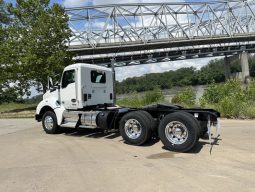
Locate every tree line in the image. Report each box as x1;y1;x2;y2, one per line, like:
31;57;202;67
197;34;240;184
116;56;255;94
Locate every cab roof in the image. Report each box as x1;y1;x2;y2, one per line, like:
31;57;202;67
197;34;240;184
64;63;112;72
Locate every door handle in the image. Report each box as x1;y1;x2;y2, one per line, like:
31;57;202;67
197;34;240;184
71;99;76;103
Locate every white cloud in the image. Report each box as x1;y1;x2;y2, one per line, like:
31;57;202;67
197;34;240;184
92;0;184;6
63;0;88;7
115;57;220;81
93;0;140;5
63;0;142;7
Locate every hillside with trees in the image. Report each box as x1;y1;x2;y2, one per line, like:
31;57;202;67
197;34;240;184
116;56;255;94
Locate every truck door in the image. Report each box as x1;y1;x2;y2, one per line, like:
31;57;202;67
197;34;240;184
88;70;108;106
60;69;77;109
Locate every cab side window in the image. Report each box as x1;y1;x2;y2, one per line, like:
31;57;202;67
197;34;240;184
62;69;75;88
91;70;106;84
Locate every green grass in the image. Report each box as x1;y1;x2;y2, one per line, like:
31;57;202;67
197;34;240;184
117;88;164;108
200;80;255;119
168;80;255;119
0;102;37;118
171;87;196;108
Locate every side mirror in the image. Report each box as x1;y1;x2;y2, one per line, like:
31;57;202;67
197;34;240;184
47;77;53;90
54;81;59;86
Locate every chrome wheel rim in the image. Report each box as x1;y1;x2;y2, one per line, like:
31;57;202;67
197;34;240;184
124;119;142;139
44;116;54;130
165;121;188;145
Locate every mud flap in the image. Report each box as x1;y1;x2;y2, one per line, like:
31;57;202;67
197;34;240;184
207;117;221;144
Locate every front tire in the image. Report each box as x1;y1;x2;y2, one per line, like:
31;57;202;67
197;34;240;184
158;112;199;152
119;111;151;146
42;111;59;134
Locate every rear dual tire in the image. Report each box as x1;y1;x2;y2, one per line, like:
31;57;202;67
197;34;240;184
119;111;153;146
158;112;199;152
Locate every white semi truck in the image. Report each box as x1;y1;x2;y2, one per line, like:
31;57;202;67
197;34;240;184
35;63;220;152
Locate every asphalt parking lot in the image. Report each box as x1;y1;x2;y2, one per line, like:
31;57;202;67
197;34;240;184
0;119;254;192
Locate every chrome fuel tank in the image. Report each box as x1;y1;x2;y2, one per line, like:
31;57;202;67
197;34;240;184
62;110;100;128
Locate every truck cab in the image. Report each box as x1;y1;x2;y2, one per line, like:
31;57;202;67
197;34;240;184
36;63;220;153
45;63;114;110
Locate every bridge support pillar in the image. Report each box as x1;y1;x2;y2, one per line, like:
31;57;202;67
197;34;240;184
224;56;231;80
240;52;250;83
111;59;116;104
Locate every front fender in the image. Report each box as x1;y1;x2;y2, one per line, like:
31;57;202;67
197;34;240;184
36;98;65;125
36;98;59;115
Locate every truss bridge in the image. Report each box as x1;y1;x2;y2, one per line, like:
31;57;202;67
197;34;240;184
66;0;255;68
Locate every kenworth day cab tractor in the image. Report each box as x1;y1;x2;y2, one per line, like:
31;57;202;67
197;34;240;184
36;63;220;152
